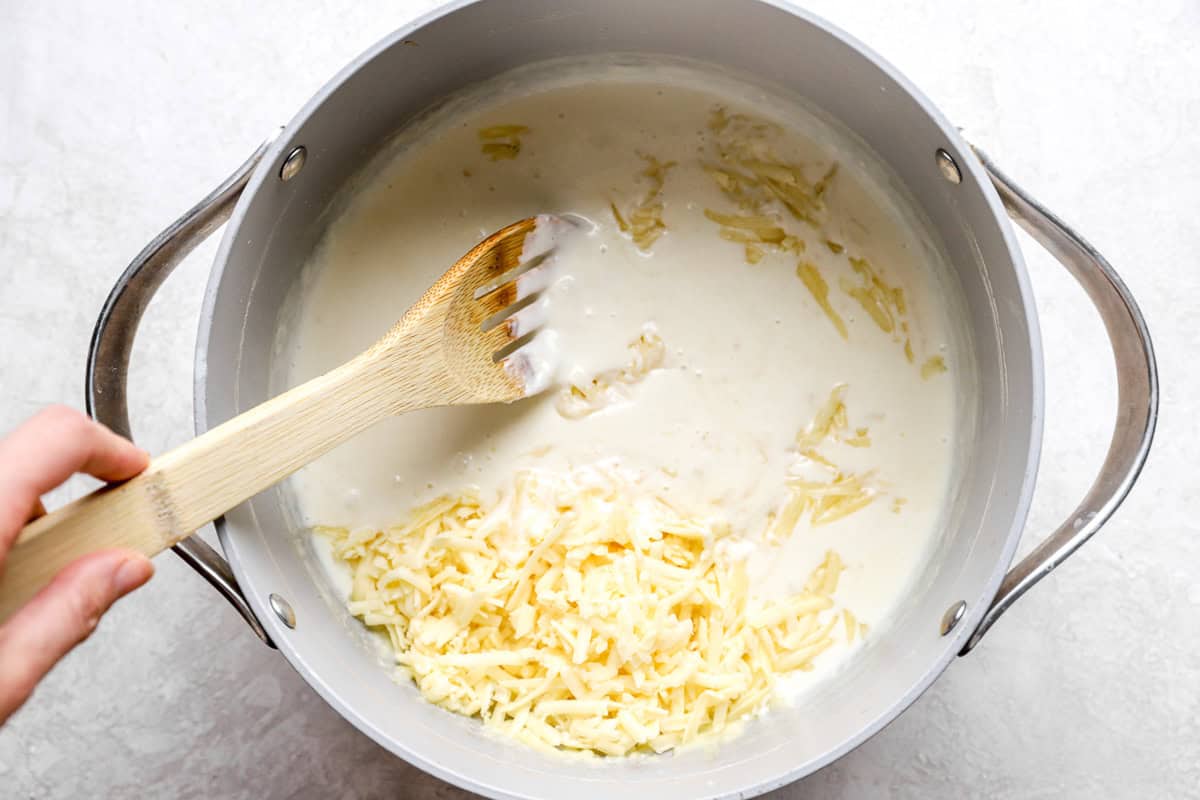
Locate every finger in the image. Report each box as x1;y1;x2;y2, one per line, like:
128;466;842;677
0;405;149;488
0;549;153;724
28;500;47;521
0;406;150;558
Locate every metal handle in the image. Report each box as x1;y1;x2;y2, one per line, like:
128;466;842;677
86;137;278;648
961;149;1159;653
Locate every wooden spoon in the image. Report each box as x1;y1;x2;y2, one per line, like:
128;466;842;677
0;215;572;622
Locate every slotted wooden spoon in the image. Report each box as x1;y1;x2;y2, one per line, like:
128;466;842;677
0;215;570;622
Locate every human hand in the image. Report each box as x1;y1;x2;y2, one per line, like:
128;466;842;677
0;406;155;724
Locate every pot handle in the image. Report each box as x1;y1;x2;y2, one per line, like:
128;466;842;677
86;137;278;648
960;149;1159;654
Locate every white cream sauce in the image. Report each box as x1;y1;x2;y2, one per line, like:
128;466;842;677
274;58;970;686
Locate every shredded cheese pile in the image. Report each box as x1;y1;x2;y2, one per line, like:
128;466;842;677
321;468;849;756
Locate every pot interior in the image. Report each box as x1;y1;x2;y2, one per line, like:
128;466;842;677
197;1;1040;797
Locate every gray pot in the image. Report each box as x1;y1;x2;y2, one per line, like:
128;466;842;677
85;1;1158;798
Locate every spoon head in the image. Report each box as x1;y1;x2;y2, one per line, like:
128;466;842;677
407;214;578;404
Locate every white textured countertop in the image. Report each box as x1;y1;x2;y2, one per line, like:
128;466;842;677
1;1;1195;797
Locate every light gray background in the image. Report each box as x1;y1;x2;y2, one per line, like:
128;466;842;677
1;1;1196;797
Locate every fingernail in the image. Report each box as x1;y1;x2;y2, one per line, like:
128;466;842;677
113;557;154;595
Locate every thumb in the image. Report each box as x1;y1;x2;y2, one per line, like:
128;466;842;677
0;550;153;724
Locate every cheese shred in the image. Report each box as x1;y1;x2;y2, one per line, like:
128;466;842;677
556;326;666;419
478;124;530;160
611;154;676;251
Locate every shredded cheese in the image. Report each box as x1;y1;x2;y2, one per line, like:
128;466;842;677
701;106;835;265
556;326;666;419
611;154;676;251
766;384;897;538
478;124;530;160
700;105;937;374
921;354;948;379
320;467;849;757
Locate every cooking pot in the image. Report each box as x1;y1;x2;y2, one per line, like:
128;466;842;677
84;1;1158;797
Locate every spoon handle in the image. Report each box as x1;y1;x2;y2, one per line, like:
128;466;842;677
0;347;408;623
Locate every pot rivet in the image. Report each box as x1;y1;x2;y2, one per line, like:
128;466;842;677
279;146;307;182
940;600;966;635
269;593;296;629
935;148;962;184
